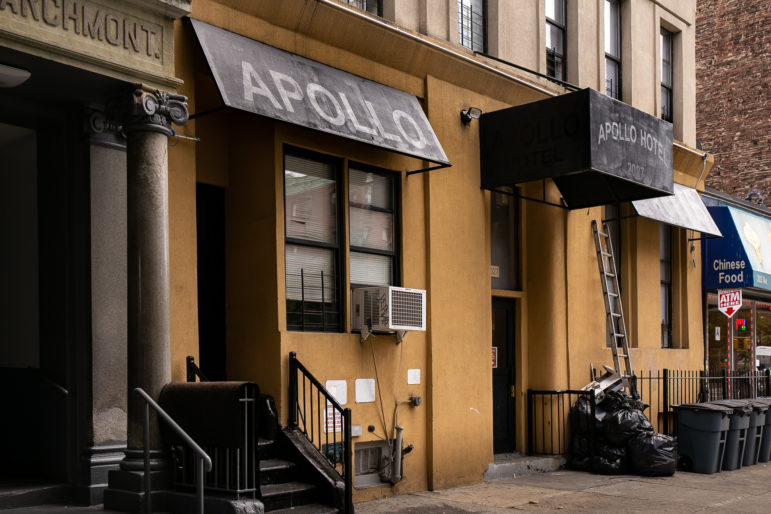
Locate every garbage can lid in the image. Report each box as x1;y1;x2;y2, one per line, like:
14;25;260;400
673;402;733;413
747;399;770;411
709;400;754;414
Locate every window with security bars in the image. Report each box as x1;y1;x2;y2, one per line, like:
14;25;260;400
345;0;381;16
284;151;343;332
458;0;486;53
660;223;673;348
660;28;673;122
605;0;621;100
546;0;566;81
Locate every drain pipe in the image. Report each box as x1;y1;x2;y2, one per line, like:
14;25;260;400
391;425;404;484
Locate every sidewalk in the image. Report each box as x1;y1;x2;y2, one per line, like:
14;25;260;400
6;463;771;513
356;464;771;513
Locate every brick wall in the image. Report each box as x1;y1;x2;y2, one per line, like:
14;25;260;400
696;0;770;205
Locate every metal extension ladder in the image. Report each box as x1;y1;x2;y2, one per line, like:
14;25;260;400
592;219;637;398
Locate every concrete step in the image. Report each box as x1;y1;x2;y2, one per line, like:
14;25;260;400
484;453;566;481
269;503;338;514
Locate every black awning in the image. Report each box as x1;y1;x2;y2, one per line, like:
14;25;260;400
632;183;722;236
190;19;449;166
480;88;673;209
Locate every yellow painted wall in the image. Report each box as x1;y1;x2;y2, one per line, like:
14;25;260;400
169;0;710;501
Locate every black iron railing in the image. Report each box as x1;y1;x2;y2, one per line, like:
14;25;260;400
527;389;594;456
288;352;352;513
637;369;771;436
186;355;209;383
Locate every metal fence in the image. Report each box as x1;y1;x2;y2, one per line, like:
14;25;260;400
527;390;594;456
528;369;771;455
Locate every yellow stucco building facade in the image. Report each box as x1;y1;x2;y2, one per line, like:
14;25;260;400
163;0;714;501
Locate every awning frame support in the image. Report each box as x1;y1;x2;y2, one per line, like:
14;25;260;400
407;163;452;176
486;180;568;210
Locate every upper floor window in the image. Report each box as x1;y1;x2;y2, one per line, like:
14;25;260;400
349;167;398;288
605;0;621;99
660;28;673;122
660;223;672;348
546;0;566;80
347;0;381;16
458;0;486;53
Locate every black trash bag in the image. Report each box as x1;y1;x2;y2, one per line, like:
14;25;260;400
602;408;653;445
568;455;592;471
570;395;595;434
602;390;649;414
627;432;676;476
591;455;625;474
570;432;592;459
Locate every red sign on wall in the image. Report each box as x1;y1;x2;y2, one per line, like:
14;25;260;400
492;347;498;369
718;288;742;318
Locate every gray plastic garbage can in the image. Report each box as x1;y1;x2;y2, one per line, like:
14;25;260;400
743;400;768;466
674;403;732;474
756;398;771;462
708;400;751;471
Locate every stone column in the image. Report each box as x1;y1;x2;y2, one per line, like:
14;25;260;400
121;86;188;468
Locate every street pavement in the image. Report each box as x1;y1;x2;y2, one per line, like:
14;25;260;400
6;463;771;513
355;463;771;513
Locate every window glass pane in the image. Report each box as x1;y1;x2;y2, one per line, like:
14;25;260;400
349;168;392;210
285;155;337;244
491;188;520;291
661;86;672;121
350;251;392;287
350;208;393;251
546;0;565;23
458;0;485;52
606;58;619;98
285;244;337;302
660;29;672;84
604;0;620;56
546;23;564;54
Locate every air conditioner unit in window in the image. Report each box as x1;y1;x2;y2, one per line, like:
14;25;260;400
352;286;426;333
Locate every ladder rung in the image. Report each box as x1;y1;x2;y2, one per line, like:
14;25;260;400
611;313;622;318
604;272;616;278
608;292;618;298
597;230;609;237
599;251;612;257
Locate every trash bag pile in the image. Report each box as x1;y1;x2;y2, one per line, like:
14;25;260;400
569;390;676;476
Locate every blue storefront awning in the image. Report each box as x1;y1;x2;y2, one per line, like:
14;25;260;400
703;205;771;291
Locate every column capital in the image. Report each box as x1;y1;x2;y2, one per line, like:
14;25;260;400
124;85;189;136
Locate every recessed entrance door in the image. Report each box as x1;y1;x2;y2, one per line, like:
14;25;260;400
196;183;227;381
492;298;516;453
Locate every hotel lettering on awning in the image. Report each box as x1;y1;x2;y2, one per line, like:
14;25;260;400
480;88;674;208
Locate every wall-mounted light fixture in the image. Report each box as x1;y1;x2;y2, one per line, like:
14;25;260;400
460;106;482;126
0;63;31;88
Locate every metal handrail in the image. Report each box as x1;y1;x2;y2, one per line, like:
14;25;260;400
289;352;353;513
134;387;212;514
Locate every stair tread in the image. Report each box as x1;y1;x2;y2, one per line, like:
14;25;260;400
262;481;316;497
268;503;338;514
262;458;296;471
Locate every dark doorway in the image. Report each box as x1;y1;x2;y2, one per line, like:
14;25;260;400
196;183;227;381
492;298;516;453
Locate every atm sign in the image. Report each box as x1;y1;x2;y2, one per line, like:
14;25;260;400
718;288;742;318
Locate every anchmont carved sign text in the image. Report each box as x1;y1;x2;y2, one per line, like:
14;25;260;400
0;0;163;62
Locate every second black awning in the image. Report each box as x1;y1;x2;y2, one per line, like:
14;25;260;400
480;88;673;209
